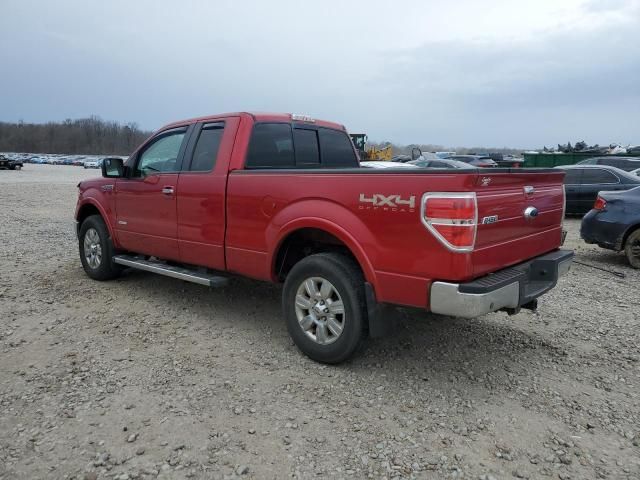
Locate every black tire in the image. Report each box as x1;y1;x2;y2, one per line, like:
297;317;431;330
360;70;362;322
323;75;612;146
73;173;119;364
282;252;367;364
78;215;122;280
624;228;640;269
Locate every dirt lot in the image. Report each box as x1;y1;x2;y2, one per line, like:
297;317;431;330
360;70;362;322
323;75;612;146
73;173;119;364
1;164;639;480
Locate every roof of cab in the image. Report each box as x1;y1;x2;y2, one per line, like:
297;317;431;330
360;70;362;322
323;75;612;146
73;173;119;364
161;112;345;131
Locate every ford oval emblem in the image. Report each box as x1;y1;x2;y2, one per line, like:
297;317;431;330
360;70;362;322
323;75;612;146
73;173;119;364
524;206;538;220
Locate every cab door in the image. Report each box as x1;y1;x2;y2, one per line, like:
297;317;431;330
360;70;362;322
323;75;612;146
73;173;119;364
114;126;192;260
176;117;239;270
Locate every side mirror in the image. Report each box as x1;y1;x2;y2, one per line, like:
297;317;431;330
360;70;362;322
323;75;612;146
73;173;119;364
411;147;423;161
102;157;124;178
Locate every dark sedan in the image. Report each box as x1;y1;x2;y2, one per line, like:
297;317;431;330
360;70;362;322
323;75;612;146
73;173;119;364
576;156;640;172
556;165;640;214
448;155;497;167
581;186;640;268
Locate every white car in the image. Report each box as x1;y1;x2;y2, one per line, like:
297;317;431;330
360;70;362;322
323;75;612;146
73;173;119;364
83;159;103;169
360;161;419;169
630;168;640;177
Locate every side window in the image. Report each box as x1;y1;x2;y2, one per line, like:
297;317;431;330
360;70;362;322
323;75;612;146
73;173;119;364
135;130;186;176
245;123;294;169
430;161;448;168
294;128;320;166
582;169;618;184
319;128;358;168
189;123;224;171
563;169;582;184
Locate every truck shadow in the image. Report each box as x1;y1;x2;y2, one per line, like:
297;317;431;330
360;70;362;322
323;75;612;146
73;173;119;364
109;268;564;382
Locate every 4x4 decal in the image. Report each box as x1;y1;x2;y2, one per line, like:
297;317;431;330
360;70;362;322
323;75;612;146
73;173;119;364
359;193;416;212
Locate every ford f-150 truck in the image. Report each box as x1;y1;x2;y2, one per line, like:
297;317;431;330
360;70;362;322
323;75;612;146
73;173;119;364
75;112;573;363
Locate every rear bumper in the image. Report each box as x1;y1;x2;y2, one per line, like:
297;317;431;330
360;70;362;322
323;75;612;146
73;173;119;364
429;249;573;318
580;210;626;251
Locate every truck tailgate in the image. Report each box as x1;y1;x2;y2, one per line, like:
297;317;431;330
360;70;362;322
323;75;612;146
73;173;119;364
472;171;565;277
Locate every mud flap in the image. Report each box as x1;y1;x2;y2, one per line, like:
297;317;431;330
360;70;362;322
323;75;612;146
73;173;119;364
365;282;401;338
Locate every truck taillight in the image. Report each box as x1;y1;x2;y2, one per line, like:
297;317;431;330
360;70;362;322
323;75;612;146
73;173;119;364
593;196;607;211
421;193;478;252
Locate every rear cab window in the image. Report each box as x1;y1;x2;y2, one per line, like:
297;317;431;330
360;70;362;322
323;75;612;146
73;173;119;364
318;128;358;167
245;124;295;169
245;123;358;169
294;129;320;166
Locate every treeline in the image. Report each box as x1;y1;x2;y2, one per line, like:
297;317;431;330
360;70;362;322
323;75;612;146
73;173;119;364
0;117;152;155
369;141;523;156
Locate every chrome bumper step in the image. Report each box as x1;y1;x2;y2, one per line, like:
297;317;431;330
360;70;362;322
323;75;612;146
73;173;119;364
113;255;228;287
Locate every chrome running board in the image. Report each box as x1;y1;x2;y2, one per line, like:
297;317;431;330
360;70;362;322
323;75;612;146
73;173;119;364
113;255;228;287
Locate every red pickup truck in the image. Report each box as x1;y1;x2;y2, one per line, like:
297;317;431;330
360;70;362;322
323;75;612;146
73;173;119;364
75;112;573;363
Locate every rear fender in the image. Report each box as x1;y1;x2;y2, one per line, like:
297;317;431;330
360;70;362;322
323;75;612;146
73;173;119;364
266;199;377;285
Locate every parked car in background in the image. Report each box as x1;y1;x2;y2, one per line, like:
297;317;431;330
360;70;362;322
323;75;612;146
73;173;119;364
575;156;640;172
581;186;640;268
435;151;455;159
8;158;24;170
408;158;474;169
360;161;418;169
448;155;498;168
84;159;103;169
0;155;11;169
389;154;411;163
489;153;524;168
556;165;640;214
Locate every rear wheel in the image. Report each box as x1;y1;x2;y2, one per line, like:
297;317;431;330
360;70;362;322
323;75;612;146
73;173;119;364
283;252;367;364
79;215;122;280
624;228;640;269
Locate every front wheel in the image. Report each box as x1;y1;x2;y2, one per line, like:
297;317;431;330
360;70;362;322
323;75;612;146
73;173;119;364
78;215;122;280
282;252;367;364
624;228;640;269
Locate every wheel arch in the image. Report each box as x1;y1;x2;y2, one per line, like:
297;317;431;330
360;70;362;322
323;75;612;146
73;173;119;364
76;200;115;240
622;222;640;249
270;218;376;286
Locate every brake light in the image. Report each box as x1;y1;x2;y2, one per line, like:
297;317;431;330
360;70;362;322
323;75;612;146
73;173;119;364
421;193;477;252
593;196;607;211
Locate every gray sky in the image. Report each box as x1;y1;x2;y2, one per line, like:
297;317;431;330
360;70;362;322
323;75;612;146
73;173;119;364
1;0;639;148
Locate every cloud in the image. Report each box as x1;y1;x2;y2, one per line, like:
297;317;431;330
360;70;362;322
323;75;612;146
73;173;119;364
0;0;639;148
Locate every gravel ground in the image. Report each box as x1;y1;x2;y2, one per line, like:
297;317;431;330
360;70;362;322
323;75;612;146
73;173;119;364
1;164;639;480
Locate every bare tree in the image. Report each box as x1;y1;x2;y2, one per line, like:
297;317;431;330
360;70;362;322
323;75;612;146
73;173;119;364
0;117;152;155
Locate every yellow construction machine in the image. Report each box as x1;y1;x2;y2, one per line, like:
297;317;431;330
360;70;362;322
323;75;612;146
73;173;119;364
350;133;393;161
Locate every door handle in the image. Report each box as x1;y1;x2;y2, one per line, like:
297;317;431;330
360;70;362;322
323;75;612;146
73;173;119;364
162;186;174;195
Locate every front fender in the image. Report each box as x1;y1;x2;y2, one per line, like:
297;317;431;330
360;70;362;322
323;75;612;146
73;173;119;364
75;193;117;245
265;199;378;285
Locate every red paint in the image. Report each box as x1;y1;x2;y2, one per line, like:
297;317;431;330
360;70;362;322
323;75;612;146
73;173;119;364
76;112;566;310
